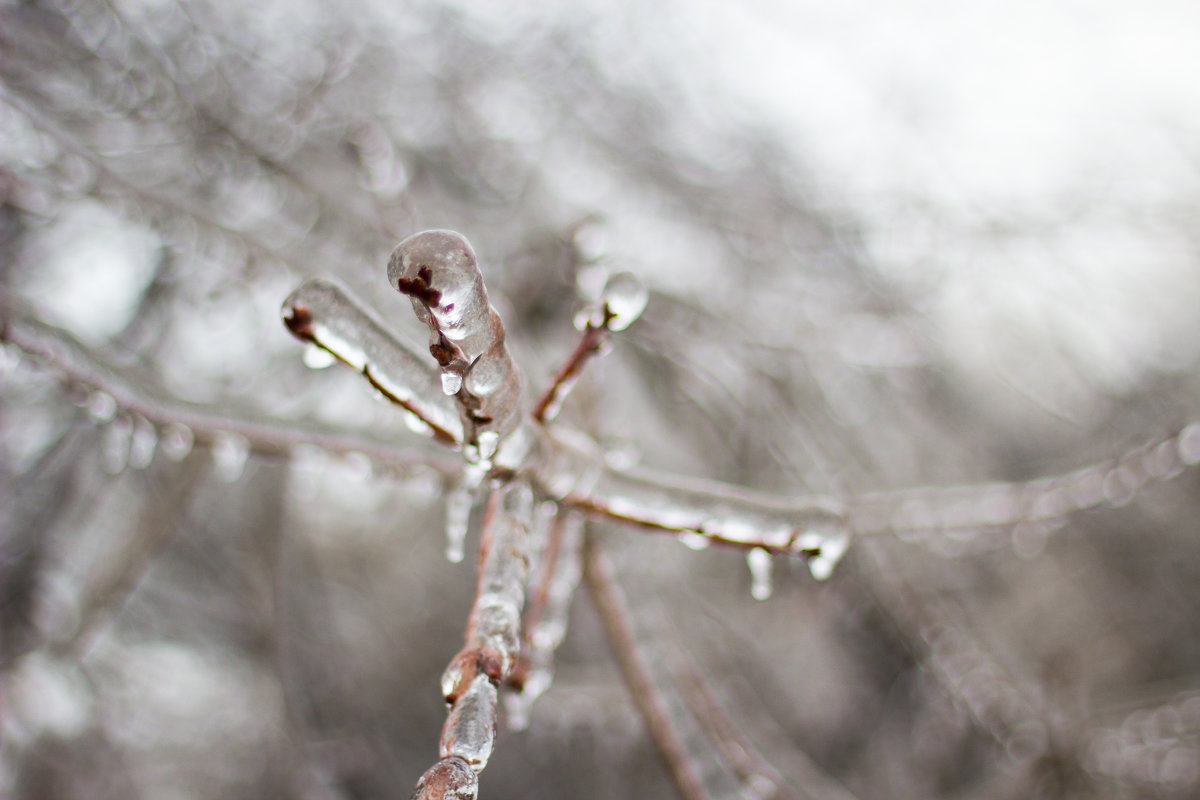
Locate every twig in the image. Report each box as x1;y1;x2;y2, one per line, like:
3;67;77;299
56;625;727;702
3;312;459;476
581;531;712;800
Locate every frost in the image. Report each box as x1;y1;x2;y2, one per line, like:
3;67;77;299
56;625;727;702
747;547;773;601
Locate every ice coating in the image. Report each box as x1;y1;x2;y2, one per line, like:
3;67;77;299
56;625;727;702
600;271;648;331
507;510;584;729
542;431;849;558
408;757;478;800
129;417;157;469
388;231;524;445
440;481;533;705
439;673;498;771
282;278;463;445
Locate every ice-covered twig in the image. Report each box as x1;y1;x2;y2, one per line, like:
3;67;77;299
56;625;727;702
388;231;524;460
540;429;850;579
581;533;713;800
847;425;1200;536
282;278;463;445
532;271;648;424
408;480;533;796
505;509;584;727
2;313;457;475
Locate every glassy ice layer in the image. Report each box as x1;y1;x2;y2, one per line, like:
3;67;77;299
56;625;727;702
282;278;463;444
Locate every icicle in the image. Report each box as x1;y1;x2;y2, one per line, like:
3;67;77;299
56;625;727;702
746;547;773;601
439;673;498;771
509;510;584;728
159;423;194;461
444;486;473;564
301;344;335;369
408;757;478;800
444;464;486;563
212;432;250;483
600;271;648;331
679;532;711;551
87;390;118;423
128;417;157;469
101;415;132;474
282;278;463;444
441;371;463;395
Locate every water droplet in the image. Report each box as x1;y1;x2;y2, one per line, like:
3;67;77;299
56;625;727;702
159;423;194;461
212;432;250;482
87;390;118;423
128;418;157;470
1178;423;1200;466
746;547;773;601
601;272;648;332
442;370;463;395
302;344;335;369
679;532;711;551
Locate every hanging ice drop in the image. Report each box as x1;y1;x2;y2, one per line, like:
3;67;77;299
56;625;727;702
601;271;648;331
302;344;336;369
441;370;463;395
746;547;773;601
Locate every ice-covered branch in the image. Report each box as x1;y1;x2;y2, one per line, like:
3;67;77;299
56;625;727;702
847;425;1200;536
539;429;850;580
2;313;457;475
282;278;464;445
388;231;525;460
532;271;648;424
504;508;584;728
409;480;534;798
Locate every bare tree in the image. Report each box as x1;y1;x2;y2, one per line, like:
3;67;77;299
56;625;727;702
3;2;1200;799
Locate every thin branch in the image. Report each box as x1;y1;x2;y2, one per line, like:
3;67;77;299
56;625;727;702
3;312;458;475
282;278;463;445
581;531;712;800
